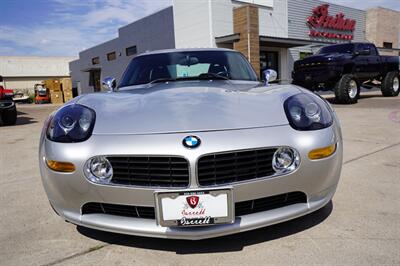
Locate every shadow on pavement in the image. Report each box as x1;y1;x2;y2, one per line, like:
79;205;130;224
15;111;37;126
324;93;384;105
77;201;333;254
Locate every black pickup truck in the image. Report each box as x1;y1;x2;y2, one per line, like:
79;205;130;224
292;42;399;104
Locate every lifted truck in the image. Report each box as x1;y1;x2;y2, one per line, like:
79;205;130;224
0;75;17;125
292;42;400;104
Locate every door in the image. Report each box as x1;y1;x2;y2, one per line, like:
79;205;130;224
354;43;379;80
260;51;279;80
89;69;101;92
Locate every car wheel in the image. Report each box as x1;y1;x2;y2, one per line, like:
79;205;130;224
1;105;17;126
334;74;360;104
381;71;400;97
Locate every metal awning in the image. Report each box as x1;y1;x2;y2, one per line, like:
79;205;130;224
81;67;101;72
215;34;240;44
215;34;336;48
259;36;335;48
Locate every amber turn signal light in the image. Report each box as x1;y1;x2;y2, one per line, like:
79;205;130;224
46;160;75;172
308;143;336;160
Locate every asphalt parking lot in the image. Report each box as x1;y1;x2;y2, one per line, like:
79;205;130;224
1;91;399;265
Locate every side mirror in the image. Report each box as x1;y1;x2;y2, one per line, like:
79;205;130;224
0;75;3;82
263;69;277;86
102;77;117;92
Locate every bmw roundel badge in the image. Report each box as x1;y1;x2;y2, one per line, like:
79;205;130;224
183;136;201;149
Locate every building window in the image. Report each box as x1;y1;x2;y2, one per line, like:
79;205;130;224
126;46;137;56
383;42;393;49
107;52;116;61
299;52;313;60
92;57;100;65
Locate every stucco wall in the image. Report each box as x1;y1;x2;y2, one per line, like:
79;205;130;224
70;7;175;94
0;56;74;77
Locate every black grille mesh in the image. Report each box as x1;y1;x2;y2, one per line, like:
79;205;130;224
82;202;155;219
107;156;189;187
197;148;277;186
81;192;306;219
235;192;307;216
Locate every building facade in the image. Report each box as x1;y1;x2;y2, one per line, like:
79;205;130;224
0;56;75;92
70;0;397;94
366;7;400;55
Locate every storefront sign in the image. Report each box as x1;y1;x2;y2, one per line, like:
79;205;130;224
307;4;356;40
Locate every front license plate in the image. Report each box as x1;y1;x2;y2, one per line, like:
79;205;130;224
155;189;234;227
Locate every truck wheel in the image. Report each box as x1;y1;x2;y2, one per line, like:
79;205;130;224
1;105;17;126
334;74;360;104
381;71;399;97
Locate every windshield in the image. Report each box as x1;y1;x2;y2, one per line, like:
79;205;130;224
317;44;354;54
119;50;258;87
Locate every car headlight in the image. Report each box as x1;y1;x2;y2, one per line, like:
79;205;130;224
46;104;96;143
84;156;113;183
272;147;300;174
284;93;333;130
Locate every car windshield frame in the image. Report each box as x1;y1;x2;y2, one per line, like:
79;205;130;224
118;50;258;88
317;44;354;55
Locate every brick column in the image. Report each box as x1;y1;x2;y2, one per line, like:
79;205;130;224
233;5;260;77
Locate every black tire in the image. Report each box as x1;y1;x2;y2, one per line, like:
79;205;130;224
1;105;17;126
334;74;360;104
381;71;400;97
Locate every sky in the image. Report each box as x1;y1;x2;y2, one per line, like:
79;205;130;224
0;0;399;57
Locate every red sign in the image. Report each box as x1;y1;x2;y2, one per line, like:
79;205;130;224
307;4;356;40
186;196;199;208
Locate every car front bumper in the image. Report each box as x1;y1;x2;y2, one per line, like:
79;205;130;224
39;123;342;240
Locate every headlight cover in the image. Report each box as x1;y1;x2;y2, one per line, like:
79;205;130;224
46;104;96;143
284;93;333;130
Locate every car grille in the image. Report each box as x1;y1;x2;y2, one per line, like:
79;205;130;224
82;202;155;219
197;148;277;186
81;192;306;219
107;156;190;187
235;192;307;216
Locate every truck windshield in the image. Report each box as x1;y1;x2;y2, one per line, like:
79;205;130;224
317;44;354;54
119;50;258;87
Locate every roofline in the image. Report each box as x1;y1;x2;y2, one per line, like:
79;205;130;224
366;6;400;13
136;48;238;57
0;56;76;59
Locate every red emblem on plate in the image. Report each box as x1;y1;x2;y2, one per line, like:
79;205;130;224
186;196;199;208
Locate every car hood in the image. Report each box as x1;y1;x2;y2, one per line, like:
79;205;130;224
77;80;301;135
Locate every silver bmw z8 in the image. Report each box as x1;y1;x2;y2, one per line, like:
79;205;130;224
39;48;342;240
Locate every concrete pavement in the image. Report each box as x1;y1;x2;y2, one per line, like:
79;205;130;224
0;91;399;265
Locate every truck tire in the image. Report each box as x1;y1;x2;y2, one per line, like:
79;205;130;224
334;74;360;104
1;105;17;126
381;71;399;97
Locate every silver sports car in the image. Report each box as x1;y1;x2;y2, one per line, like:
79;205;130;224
39;48;342;240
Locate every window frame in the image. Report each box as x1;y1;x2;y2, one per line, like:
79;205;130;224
383;42;393;49
91;57;100;65
107;51;116;61
126;46;137;56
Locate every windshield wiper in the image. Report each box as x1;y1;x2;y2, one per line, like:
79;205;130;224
197;73;230;80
